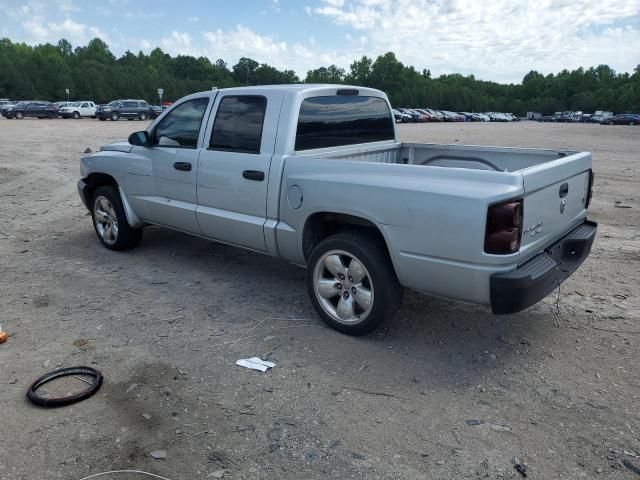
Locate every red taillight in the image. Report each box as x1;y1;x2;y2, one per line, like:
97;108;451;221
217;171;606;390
586;169;594;209
484;199;523;254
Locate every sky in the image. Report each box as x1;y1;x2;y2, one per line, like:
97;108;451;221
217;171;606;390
1;0;640;83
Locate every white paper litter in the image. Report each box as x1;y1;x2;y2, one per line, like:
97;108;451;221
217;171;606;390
236;357;276;372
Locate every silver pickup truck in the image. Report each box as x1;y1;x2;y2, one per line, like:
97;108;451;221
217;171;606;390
78;84;596;335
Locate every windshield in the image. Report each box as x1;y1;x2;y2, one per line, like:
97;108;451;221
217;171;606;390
107;101;120;106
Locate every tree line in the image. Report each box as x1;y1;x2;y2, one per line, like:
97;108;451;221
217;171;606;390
1;37;639;114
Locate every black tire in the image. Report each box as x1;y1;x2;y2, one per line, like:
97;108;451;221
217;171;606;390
110;112;119;121
138;111;148;121
26;366;103;408
73;111;80;119
99;117;106;121
306;231;402;336
91;185;142;251
14;111;24;119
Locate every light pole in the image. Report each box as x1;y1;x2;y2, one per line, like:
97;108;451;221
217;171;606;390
65;88;69;103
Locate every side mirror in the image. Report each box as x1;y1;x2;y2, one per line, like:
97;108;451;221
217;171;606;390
128;131;150;147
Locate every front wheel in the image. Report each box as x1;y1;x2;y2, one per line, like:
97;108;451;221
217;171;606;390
110;112;120;121
306;232;402;335
73;111;80;119
14;111;24;119
91;186;142;251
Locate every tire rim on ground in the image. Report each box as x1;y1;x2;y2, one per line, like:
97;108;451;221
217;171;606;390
26;366;103;408
312;249;374;324
93;196;119;245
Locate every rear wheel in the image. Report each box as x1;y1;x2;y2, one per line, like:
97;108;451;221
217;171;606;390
138;111;148;121
91;186;142;251
110;112;119;121
99;117;106;121
306;232;402;335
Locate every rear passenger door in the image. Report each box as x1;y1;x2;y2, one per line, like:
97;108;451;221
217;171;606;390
27;102;44;117
120;101;137;117
196;93;283;252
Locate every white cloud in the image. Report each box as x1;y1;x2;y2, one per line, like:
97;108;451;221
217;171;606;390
21;16;108;45
309;0;640;82
200;25;363;74
161;31;201;57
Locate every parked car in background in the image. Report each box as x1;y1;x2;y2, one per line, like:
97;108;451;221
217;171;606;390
414;109;435;121
594;110;613;121
424;109;444;121
0;100;15;116
59;101;97;119
396;108;421;122
96;99;153;121
1;101;58;119
601;114;640;125
391;108;411;123
579;114;593;123
538;115;555;122
150;105;167;119
53;101;74;110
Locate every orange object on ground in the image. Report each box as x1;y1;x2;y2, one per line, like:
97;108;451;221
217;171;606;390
0;331;8;343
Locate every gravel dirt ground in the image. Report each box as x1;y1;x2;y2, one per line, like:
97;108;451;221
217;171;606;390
0;118;638;480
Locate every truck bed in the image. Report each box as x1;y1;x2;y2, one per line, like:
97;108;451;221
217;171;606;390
291;141;592;302
298;141;580;173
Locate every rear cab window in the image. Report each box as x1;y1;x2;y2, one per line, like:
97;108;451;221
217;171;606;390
295;95;395;151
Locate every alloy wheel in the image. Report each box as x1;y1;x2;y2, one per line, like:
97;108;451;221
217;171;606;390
93;196;119;245
312;249;374;324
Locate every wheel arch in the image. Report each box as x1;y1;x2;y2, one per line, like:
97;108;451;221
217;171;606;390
82;172;118;207
82;173;143;227
301;211;398;273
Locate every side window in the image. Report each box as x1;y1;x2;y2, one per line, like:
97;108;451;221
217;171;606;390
122;101;136;108
81;102;89;108
209;96;267;154
152;97;209;149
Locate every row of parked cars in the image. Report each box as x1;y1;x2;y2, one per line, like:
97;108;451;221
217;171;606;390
538;111;640;125
392;108;519;123
0;98;167;120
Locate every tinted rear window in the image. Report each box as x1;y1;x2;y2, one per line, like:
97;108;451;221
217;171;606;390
295;95;394;151
209;96;267;154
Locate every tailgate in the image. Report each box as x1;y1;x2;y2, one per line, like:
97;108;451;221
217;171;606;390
519;152;592;260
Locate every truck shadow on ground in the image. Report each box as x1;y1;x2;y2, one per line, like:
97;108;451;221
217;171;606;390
58;226;555;385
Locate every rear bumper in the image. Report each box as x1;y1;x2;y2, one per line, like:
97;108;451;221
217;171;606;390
490;220;597;314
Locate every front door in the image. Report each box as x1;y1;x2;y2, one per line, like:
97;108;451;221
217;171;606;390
130;96;212;233
196;93;282;252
